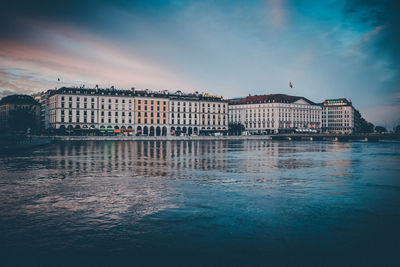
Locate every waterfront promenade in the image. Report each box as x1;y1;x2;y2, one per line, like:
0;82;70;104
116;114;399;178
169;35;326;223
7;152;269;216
49;133;400;142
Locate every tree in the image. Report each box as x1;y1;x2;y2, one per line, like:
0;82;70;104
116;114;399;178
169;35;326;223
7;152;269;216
355;117;374;133
228;122;245;136
8;106;38;133
375;126;387;133
394;125;400;134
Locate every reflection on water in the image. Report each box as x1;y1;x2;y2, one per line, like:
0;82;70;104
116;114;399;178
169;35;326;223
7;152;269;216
0;140;399;266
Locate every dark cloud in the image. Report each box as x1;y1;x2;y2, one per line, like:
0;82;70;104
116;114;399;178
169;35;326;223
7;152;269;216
343;0;400;70
0;0;162;40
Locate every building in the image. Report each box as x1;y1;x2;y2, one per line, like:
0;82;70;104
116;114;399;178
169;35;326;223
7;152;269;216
199;94;229;135
321;98;355;134
0;95;40;132
32;90;51;131
134;90;169;136
44;87;228;136
169;91;200;136
48;87;135;135
228;94;322;134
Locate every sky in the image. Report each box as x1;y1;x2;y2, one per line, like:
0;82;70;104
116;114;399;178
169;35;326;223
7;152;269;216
0;0;399;128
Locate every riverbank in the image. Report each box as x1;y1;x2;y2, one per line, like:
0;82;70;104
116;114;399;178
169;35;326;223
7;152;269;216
47;133;400;141
49;135;269;141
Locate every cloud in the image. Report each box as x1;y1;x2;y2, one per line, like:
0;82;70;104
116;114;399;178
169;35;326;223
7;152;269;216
0;22;196;96
343;0;400;71
266;0;288;28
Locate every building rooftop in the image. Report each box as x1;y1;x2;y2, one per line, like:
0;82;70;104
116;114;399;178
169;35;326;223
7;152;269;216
48;87;227;101
321;98;352;106
227;94;317;105
49;87;136;97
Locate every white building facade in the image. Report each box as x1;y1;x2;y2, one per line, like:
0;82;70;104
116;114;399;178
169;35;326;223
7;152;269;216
48;88;135;134
169;94;200;136
321;99;355;134
228;94;322;134
199;96;228;134
45;87;229;136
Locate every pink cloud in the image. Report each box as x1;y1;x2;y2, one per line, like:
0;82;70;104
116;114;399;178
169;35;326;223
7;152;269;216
266;0;288;28
0;22;196;95
350;25;385;53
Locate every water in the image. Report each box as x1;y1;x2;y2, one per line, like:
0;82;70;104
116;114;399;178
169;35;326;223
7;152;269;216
0;140;399;266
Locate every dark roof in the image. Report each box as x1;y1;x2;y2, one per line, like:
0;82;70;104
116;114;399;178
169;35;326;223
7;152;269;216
49;87;136;97
227;94;317;105
48;87;227;101
0;95;40;105
134;90;170;98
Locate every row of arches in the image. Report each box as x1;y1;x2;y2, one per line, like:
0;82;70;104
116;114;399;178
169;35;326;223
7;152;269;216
99;125;134;130
136;126;168;136
170;126;199;136
59;125;135;130
200;127;227;130
58;125;227;136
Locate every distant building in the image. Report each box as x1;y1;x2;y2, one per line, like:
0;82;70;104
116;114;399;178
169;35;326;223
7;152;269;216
0;95;40;132
321;99;355;134
134;90;169;136
32;90;52;131
169;92;200;136
228;94;322;134
45;87;228;136
199;94;228;135
48;87;135;134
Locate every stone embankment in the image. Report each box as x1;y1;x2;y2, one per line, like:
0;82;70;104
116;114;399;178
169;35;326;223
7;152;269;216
46;133;400;142
49;135;269;141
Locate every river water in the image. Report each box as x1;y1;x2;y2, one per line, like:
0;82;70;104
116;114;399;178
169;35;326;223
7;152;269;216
0;140;399;266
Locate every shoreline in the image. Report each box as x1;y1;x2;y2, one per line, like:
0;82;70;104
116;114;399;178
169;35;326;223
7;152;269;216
45;134;400;142
49;135;269;141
